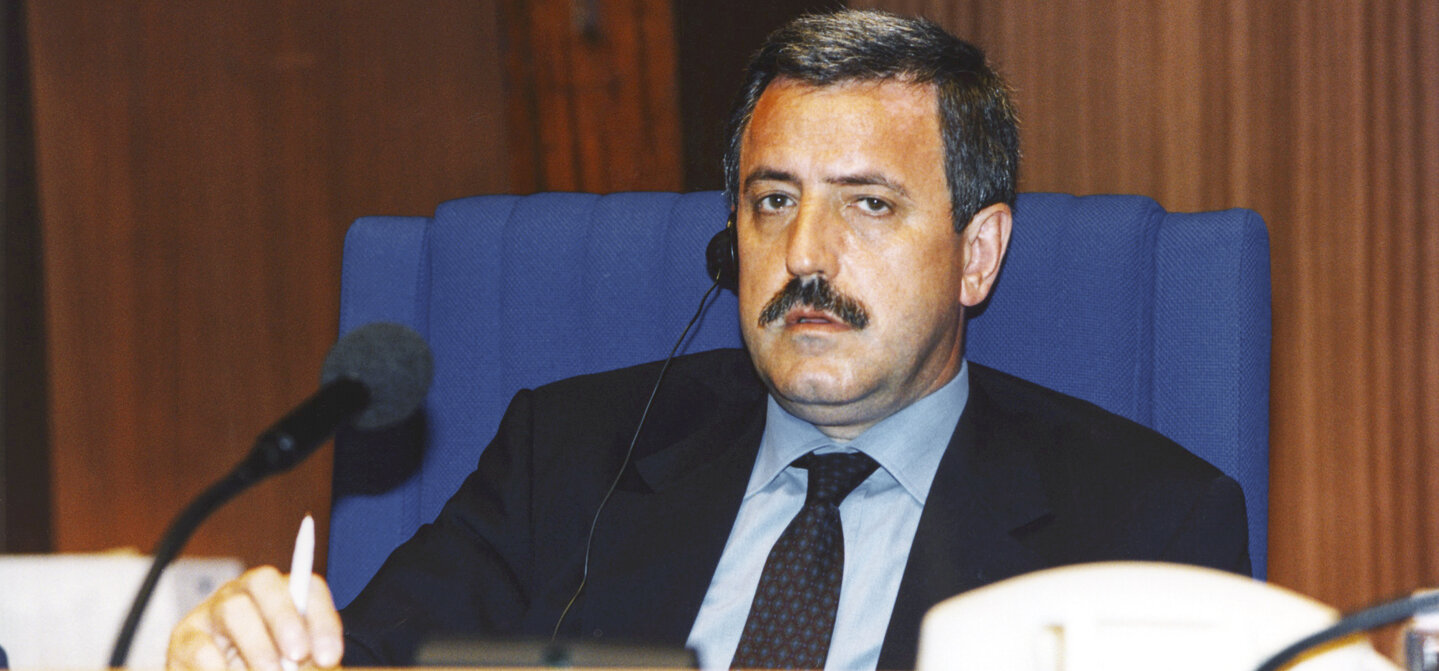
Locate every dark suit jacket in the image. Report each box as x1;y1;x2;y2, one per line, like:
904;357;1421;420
341;348;1249;669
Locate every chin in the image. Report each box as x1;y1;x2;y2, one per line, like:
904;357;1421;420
771;370;866;408
748;334;875;397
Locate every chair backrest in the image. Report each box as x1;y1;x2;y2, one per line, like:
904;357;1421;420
326;191;1270;607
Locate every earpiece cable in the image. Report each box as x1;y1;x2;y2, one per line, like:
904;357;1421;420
551;279;724;639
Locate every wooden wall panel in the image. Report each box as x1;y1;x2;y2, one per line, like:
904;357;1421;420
672;0;843;190
499;0;683;192
27;1;509;568
858;0;1439;612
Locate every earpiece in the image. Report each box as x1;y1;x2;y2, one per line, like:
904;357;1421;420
705;218;739;294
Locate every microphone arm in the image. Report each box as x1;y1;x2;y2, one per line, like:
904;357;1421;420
108;463;260;668
107;379;368;668
248;378;368;478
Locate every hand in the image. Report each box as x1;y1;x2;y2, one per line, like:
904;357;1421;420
168;566;344;670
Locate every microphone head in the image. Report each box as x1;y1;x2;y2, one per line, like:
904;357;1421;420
321;322;434;430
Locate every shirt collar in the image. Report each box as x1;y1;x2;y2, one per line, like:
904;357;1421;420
749;361;969;504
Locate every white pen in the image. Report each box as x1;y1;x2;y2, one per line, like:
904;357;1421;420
284;513;315;671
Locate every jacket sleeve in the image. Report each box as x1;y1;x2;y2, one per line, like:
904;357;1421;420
1160;474;1252;576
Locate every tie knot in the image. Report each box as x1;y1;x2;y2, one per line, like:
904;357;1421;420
795;451;878;506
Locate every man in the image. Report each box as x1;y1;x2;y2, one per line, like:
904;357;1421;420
169;10;1248;671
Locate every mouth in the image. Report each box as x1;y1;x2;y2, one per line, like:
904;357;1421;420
784;308;847;328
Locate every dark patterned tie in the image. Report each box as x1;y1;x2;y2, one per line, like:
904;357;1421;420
731;451;880;670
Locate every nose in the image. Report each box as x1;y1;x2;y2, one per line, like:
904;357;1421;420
784;201;840;279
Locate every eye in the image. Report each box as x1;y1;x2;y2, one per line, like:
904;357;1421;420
756;193;793;213
855;197;893;215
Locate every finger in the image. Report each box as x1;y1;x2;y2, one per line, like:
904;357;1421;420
240;566;313;666
210;577;286;671
304;577;345;667
190;636;232;671
168;609;230;671
168;637;229;671
219;634;245;671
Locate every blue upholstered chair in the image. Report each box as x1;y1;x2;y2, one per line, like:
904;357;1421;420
325;191;1271;607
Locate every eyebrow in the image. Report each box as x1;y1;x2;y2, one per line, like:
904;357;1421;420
742;168;799;191
827;172;910;198
742;168;911;198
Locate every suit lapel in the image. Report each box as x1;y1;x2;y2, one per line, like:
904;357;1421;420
576;387;766;645
878;367;1053;669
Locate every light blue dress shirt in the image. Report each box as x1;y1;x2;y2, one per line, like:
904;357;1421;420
686;362;970;670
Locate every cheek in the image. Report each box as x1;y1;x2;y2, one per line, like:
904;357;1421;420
737;288;763;328
736;239;783;309
862;254;965;328
904;241;967;292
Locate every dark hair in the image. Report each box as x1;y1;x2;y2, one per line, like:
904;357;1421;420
723;10;1020;232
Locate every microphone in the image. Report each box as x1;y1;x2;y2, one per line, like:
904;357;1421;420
109;322;433;667
241;321;434;482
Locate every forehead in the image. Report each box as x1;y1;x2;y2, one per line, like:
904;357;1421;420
740;78;946;188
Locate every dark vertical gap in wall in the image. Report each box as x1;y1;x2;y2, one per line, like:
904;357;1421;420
1;0;51;553
672;0;848;193
496;0;543;193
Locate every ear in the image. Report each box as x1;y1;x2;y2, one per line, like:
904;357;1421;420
959;202;1013;307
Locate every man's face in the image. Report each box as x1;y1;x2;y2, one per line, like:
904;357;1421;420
736;78;1010;440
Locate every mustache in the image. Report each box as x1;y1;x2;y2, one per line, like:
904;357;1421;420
757;277;870;330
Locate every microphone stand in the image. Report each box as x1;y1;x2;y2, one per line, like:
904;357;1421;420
108;465;257;668
107;379;366;668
